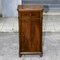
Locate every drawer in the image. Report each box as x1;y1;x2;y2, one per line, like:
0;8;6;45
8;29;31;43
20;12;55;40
31;11;40;18
19;11;41;18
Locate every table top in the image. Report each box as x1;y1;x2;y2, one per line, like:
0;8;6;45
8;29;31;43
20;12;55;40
17;5;44;11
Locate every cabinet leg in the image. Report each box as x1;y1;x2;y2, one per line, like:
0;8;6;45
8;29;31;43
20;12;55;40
40;52;43;57
19;54;22;57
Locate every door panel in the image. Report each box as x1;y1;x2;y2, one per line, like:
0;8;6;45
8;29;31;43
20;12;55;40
20;18;42;52
30;18;42;52
20;19;31;52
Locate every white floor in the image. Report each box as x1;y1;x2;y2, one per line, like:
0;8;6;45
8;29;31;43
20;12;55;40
0;17;18;32
0;32;60;60
0;15;60;32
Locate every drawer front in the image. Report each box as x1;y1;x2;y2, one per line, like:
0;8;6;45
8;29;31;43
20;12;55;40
18;11;41;18
31;11;40;18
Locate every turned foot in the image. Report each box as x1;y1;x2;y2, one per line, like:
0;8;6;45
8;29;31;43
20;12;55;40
40;52;43;57
19;54;22;57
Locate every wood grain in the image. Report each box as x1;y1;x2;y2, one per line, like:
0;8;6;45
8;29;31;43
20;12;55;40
17;5;43;57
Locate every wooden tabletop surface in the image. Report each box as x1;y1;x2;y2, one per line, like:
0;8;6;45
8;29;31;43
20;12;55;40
17;5;44;11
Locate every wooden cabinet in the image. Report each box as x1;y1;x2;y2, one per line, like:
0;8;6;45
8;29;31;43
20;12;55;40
17;5;43;57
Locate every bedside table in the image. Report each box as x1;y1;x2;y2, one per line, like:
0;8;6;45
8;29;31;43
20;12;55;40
17;5;43;57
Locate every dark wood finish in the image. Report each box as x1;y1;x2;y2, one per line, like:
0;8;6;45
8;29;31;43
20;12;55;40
17;5;43;57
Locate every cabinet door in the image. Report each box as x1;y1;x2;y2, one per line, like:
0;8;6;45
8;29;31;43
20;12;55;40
19;18;31;52
30;18;42;52
19;14;42;52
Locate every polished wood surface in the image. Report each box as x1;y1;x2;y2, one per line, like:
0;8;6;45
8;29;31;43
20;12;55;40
17;5;43;57
17;5;43;11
